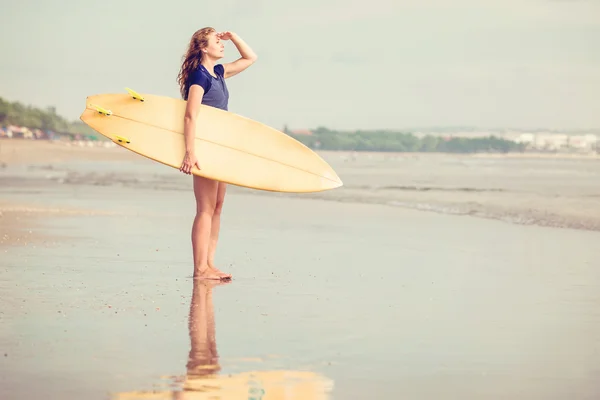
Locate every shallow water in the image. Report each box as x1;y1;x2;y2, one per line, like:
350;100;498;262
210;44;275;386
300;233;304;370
1;156;600;399
13;150;600;231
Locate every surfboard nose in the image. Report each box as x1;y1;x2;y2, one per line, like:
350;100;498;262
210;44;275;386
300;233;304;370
321;170;343;190
331;174;343;188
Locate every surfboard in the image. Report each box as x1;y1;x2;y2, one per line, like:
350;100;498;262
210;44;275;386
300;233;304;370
114;369;334;399
79;89;343;193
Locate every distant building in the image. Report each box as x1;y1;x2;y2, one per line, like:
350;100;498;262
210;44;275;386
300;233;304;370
568;134;597;150
534;134;568;150
290;129;313;136
507;133;534;145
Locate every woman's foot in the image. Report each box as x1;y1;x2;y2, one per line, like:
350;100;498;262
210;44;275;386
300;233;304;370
194;266;223;280
208;263;232;280
195;278;232;288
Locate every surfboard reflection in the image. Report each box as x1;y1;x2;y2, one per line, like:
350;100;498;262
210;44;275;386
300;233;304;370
113;279;333;400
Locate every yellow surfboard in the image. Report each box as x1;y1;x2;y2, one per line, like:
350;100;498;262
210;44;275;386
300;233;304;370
80;89;343;193
112;370;334;399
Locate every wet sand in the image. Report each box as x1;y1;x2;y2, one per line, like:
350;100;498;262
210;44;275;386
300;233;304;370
1;139;600;399
4;140;599;232
0;140;130;249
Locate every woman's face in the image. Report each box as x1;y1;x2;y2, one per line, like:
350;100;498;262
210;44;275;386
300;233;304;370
204;31;225;59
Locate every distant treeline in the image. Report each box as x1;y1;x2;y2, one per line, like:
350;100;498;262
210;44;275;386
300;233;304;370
0;96;96;136
2;95;525;152
287;126;525;153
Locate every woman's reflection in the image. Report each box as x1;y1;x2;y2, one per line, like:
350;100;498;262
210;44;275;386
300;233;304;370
114;278;332;399
185;279;227;380
178;279;232;397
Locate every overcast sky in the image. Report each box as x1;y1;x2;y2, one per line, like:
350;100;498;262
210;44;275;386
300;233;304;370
2;0;599;131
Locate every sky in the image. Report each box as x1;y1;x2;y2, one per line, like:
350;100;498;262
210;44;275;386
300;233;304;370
2;0;599;131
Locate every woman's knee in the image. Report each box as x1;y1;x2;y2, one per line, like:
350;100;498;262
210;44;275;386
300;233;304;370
193;176;218;215
213;183;227;216
214;199;224;215
196;202;216;216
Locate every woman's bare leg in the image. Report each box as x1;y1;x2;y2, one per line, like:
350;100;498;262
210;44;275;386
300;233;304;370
207;182;231;279
192;175;221;280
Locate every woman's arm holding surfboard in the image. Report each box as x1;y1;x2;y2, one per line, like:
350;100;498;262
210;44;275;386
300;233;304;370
180;85;204;174
218;31;258;79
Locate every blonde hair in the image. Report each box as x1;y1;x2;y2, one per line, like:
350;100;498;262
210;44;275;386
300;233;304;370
177;27;215;99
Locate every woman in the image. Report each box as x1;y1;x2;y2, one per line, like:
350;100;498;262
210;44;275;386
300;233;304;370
177;27;257;280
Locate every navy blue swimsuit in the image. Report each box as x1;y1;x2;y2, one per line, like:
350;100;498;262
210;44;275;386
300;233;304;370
186;64;229;111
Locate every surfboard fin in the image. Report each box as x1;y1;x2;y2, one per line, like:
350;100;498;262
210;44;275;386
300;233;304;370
114;135;130;144
115;135;131;143
125;87;144;102
89;104;112;116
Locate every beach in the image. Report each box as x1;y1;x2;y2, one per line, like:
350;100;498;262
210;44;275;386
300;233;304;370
1;139;600;399
4;140;599;234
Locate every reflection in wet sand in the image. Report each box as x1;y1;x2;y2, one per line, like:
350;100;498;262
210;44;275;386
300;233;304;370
113;280;333;400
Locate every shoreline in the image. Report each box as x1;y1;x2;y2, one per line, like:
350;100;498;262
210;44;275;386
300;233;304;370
2;139;599;234
0;139;134;166
244;189;600;233
1;138;598;164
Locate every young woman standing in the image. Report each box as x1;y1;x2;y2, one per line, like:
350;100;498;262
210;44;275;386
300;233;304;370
177;28;257;280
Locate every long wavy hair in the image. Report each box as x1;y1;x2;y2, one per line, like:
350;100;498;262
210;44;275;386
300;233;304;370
177;27;215;100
